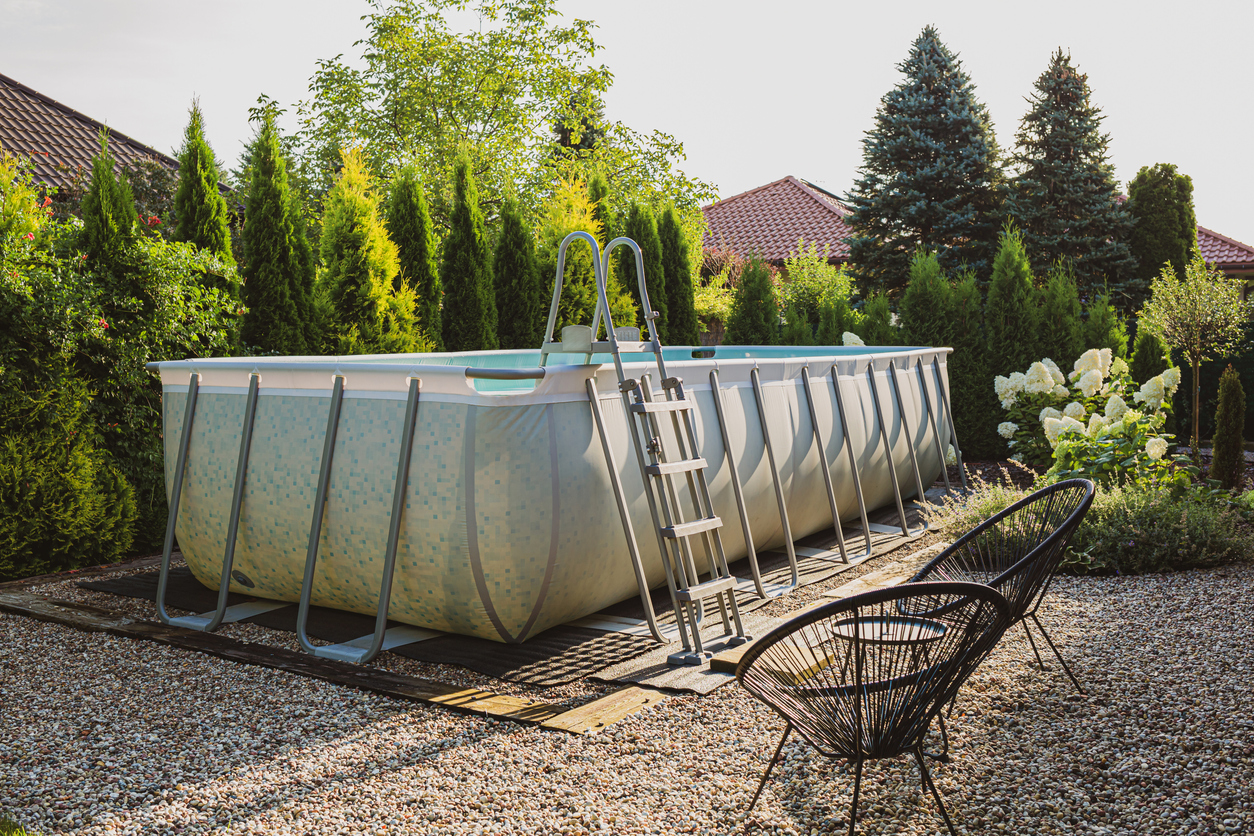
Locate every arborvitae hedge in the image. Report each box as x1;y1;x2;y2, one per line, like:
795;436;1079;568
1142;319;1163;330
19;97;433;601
385;164;443;350
617;204;666;340
1035;260;1084;372
81;129;137;267
1211;365;1246;490
984;224;1039;376
240;111;308;354
172;100;234;267
1130;327;1171;384
441;156;498;352
899;250;949;346
724;256;778;345
780;302;815;346
853;292;899;346
816;284;856;345
948;271;1002;459
1083;292;1128;358
658;205;699;345
585;172;637;335
493;195;542;349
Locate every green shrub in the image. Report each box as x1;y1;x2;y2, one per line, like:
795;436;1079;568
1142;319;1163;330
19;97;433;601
780;302;815;346
441;154;498;351
658;204;699;346
1129;327;1171;384
617;203;666;340
1211;364;1246;490
1035;260;1085;373
985;223;1039;377
724;255;779;345
899;249;949;346
1083;291;1128;358
386;163;443;350
851;291;899;346
921;473;1030;539
948;271;1002;459
1063;484;1253;574
0;382;137;581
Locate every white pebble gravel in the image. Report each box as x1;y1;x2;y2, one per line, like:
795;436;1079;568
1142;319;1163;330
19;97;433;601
2;562;1252;835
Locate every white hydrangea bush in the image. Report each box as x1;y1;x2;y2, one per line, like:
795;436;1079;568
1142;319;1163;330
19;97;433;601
995;348;1181;477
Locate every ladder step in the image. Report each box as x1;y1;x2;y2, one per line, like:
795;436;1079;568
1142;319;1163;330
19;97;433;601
662;516;722;539
630;399;693;414
675;575;736;602
645;457;708;476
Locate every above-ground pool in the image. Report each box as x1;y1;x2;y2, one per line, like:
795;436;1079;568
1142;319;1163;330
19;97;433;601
154;344;956;646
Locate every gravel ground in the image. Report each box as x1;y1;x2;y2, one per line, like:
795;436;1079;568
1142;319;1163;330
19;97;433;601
3;561;1253;835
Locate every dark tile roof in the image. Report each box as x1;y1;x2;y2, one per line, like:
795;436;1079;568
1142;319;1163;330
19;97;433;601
1197;225;1254;269
702;175;851;263
0;71;177;188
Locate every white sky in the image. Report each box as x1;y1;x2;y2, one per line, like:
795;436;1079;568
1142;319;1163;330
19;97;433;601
3;0;1250;241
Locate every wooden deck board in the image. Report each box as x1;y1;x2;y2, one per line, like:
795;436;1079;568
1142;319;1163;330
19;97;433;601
540;686;668;734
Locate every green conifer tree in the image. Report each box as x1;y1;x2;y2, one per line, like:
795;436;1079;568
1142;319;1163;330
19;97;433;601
845;26;1004;292
586;172;638;334
385;164;443;350
617;203;667;340
657;204;699;346
240;111;307;354
1210;365;1246;490
985;224;1039;376
320;148;426;354
81;129;137;265
899;250;950;346
948;271;1001;459
1129;327;1171;384
1127;163;1197;308
852;293;900;346
1035;260;1085;371
492;195;543;349
724;256;779;345
172;100;234;266
816;283;856;345
1007;50;1134;301
1083;292;1128;358
441;155;498;352
780;302;815;346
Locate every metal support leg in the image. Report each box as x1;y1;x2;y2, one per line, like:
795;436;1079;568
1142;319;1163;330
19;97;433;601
801;366;850;564
1029;613;1086;694
586;377;670;644
709;369;772;599
847;758;865;836
297;376;346;655
889;360;928;504
156;373;199;626
866;361;920;538
914;358;951;493
831;366;873;555
749;367;799;587
914;747;959;836
746;724;791;815
932;357;967;490
165;373;261;632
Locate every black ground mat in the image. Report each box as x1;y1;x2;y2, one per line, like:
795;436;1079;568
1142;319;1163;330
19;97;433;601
79;566;655;687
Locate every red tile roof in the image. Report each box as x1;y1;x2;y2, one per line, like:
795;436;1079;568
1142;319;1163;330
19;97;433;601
0;72;177;188
1197;225;1254;269
702;175;851;263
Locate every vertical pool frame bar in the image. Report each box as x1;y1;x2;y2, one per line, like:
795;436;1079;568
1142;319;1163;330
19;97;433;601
156;372;200;626
161;372;261;632
914;357;951;493
866;360;924;538
296;375;346;655
889;360;928;504
749;367;800;588
829;365;874;555
800;366;850;564
932;356;967;490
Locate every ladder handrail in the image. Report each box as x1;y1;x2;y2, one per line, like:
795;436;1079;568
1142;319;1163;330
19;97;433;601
601;237;667;381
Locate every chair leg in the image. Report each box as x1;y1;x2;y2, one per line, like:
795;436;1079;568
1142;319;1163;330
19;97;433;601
1021;617;1047;670
746;724;791;816
847;758;864;836
1030;613;1086;695
913;747;957;836
922;713;950;763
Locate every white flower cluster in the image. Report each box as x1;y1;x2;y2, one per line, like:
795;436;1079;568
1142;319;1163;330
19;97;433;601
998;421;1019;439
1023;362;1056;394
1146;437;1168;461
1042;415;1086;447
993;371;1029;409
946;445;958;466
1063;401;1086;420
1104;394;1128;420
842;332;865;347
1070;348;1113;380
1039;406;1062;423
1133;367;1181;411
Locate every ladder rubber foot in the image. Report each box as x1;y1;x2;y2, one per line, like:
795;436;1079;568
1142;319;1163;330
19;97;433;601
667;650;715;666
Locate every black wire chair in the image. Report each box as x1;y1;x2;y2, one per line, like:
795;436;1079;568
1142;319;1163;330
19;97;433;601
736;582;1012;836
907;478;1095;695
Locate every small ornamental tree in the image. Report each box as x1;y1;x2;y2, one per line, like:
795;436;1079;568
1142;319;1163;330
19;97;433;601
1127;162;1196;306
493;195;543;349
1129;327;1171;385
1210;365;1246;490
1083;292;1128;358
845;25;1004;291
617;203;666;340
724;255;779;345
441;155;498;352
320;148;427;354
172;100;234;267
240;109;307;354
899;249;950;346
1035;260;1085;372
658;204;699;345
385;164;443;350
1007;50;1135;301
81;129;137;266
984;224;1039;377
1141;252;1249;458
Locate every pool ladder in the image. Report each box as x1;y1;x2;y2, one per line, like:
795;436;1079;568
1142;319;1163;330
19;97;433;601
542;232;749;665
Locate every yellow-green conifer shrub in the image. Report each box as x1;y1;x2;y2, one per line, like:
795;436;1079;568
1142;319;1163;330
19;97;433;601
1210;365;1246;490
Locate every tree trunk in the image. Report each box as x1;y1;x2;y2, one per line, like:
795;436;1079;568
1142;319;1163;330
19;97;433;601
1193;357;1202;464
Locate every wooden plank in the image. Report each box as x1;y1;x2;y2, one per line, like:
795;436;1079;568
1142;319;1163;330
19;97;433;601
0;554;165;591
541;686;668;734
821;544;948;600
708;598;831;674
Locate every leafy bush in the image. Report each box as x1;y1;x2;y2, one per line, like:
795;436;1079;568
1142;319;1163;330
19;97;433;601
781;239;849;332
724;255;779;345
1062;484;1253;574
922;473;1029;539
